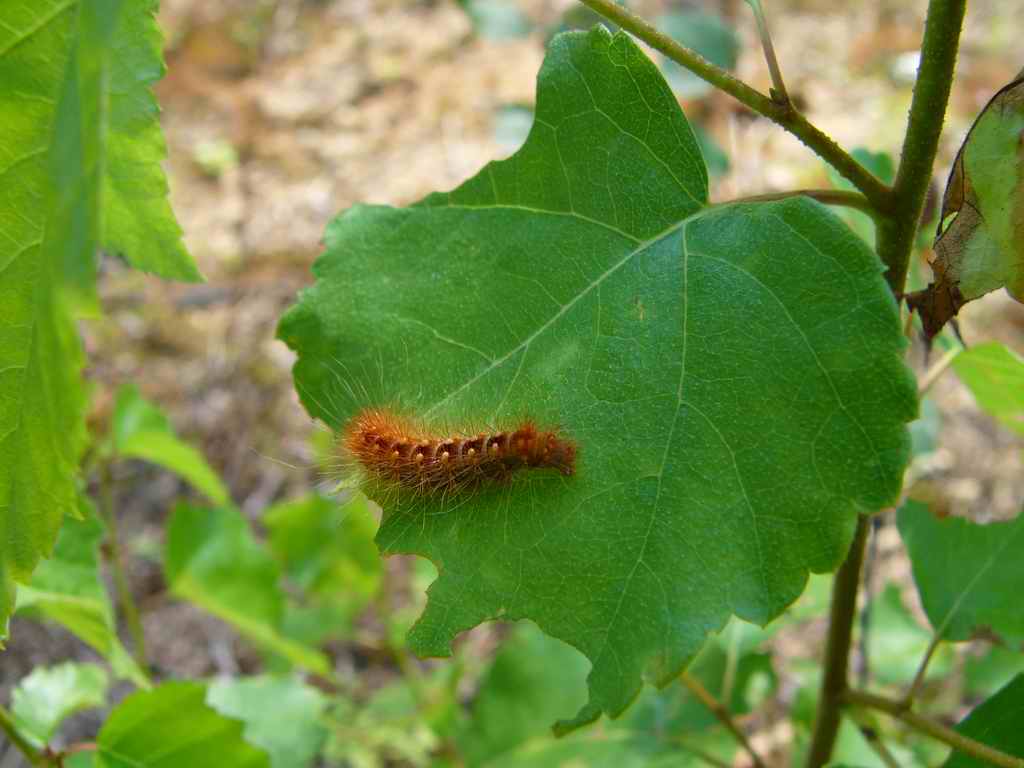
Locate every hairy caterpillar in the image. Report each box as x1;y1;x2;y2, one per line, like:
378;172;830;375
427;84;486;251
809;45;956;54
342;407;577;495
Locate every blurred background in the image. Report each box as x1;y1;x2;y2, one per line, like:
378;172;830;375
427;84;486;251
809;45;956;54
2;1;1022;766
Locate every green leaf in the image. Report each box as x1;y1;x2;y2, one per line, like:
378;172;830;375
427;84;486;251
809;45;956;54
10;662;109;748
944;674;1024;768
207;676;327;768
908;72;1024;339
458;624;590;765
952;342;1024;436
112;384;230;505
898;501;1024;643
278;27;916;728
0;0;197;638
0;0;87;640
264;493;381;644
655;12;739;98
96;682;270;768
164;504;330;674
15;495;146;684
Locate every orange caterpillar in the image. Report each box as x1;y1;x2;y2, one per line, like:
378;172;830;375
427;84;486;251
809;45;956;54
342;407;577;494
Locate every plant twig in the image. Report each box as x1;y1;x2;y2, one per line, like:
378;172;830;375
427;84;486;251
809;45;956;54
98;462;148;674
805;514;870;768
844;689;1024;768
680;671;767;768
0;703;43;765
576;0;892;211
875;0;967;295
744;0;789;104
918;347;960;394
902;632;944;705
731;189;877;216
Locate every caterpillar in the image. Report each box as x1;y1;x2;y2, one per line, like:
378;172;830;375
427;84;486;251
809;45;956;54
341;407;577;495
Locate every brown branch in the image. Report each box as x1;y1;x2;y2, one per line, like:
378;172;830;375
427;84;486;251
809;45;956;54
805;515;870;768
845;689;1024;768
576;0;892;212
680;671;767;768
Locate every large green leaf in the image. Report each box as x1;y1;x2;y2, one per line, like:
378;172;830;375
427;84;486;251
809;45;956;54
278;27;916;728
111;384;230;505
10;662;109;748
908;71;1024;338
207;676;327;768
15;495;146;684
96;682;269;768
164;504;330;674
944;674;1024;768
0;0;197;637
898;501;1024;643
952;342;1024;436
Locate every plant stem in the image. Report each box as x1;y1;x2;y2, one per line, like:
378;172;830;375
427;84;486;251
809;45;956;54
875;0;967;295
576;0;892;211
98;462;148;673
744;0;789;104
0;704;43;765
731;189;876;216
805;514;870;768
844;689;1024;768
918;347;961;394
680;671;767;768
903;632;943;704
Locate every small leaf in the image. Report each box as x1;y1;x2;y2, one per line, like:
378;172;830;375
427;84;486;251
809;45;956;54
264;493;381;644
207;676;327;768
279;27;916;728
952;342;1024;436
907;72;1024;339
164;504;330;674
112;384;230;505
15;495;146;684
96;682;270;768
457;624;590;764
11;662;109;748
943;674;1024;768
898;501;1024;643
655;11;739;98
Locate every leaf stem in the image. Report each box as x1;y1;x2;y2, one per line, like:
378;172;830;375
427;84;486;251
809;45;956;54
98;461;148;673
730;189;877;216
918;347;960;394
575;0;892;211
844;689;1024;768
875;0;967;295
744;0;789;104
902;632;944;704
680;671;767;768
0;703;43;765
805;514;870;768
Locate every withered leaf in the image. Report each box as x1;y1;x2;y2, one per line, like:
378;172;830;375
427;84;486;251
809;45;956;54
908;69;1024;339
